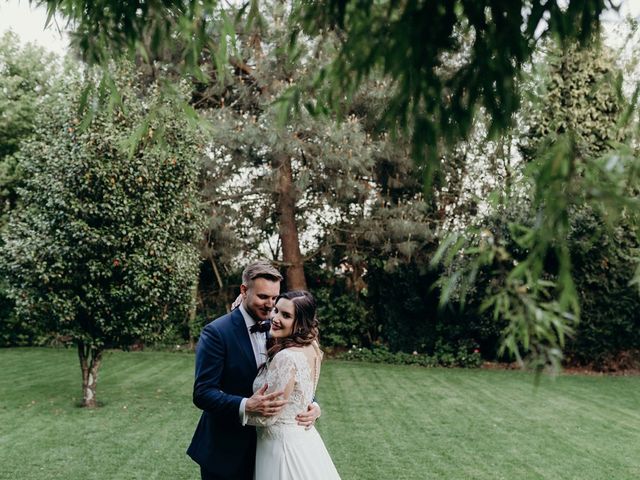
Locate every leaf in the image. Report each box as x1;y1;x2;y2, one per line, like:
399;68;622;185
273;86;300;127
438;270;461;308
430;233;462;268
44;4;57;30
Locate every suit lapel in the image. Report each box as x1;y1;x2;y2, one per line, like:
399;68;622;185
231;309;258;375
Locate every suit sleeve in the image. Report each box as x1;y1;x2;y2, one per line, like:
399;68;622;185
192;324;244;417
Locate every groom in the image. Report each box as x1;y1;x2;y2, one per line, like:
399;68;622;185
187;261;320;480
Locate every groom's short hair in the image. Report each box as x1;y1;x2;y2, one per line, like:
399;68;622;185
242;261;283;287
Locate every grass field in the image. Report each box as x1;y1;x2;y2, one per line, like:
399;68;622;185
1;348;639;479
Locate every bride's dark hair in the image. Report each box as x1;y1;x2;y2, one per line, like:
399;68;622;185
266;290;319;361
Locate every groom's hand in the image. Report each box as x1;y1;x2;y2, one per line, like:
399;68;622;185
296;403;321;430
246;384;287;417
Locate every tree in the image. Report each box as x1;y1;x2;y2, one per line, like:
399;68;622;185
34;0;633;367
297;0;612;157
198;3;442;298
36;0;611;131
522;38;640;368
433;35;640;369
0;31;57;226
1;62;203;407
198;3;376;290
0;32;60;345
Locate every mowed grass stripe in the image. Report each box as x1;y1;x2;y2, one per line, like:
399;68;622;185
0;348;77;396
317;361;640;480
1;349;640;479
317;361;408;479
0;349;201;480
431;367;639;479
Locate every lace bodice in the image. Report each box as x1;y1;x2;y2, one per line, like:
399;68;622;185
246;344;321;428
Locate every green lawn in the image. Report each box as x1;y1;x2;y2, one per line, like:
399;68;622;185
1;348;639;479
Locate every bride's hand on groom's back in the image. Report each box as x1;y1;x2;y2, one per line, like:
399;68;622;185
230;294;242;310
246;384;287;417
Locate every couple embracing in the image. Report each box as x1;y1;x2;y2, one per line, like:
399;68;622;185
187;261;341;479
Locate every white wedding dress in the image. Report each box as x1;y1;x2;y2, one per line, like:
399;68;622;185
246;343;341;480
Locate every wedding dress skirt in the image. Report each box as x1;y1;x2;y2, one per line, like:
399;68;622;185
247;345;341;480
255;424;341;480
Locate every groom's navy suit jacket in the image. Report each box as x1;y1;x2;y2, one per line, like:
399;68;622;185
187;308;260;477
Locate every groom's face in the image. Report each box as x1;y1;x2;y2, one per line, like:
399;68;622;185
241;277;280;322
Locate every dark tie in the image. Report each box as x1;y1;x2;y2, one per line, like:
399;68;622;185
249;321;270;334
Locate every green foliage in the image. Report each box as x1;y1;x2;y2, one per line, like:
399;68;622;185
203;104;375;261
431;198;640;370
0;31;57;225
566;207;640;368
0;32;56;157
521;40;627;160
39;0;613;177
198;3;378;274
303;255;501;362
40;0;218;67
29;1;637;371
0;278;29;346
316;292;368;348
297;0;611;165
364;260;500;357
1;62;203;350
431;37;640;371
365;261;441;352
337;344;482;368
0;32;61;342
196;2;438;308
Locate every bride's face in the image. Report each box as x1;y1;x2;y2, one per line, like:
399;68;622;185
270;298;295;338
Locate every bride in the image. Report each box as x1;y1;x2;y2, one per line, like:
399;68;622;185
246;290;341;480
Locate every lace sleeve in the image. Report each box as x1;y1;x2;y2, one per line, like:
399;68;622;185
246;351;296;427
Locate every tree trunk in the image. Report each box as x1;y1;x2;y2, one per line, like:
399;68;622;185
274;153;307;290
77;342;103;408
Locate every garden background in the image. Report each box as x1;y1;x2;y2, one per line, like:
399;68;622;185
1;1;639;478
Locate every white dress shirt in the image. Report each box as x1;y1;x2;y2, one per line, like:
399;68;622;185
239;303;268;367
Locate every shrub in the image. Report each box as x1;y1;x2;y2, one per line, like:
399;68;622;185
566;208;640;368
1;63;203;405
337;344;482;368
365;260;502;358
315;288;370;348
